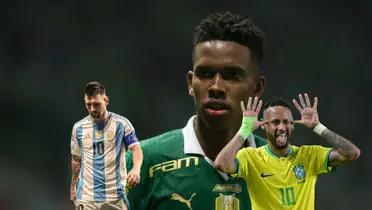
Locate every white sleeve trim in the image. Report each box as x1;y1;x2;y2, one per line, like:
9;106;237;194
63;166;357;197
128;141;140;150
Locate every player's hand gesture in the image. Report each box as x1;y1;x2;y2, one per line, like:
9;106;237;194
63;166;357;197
292;93;319;128
240;96;265;130
127;167;141;187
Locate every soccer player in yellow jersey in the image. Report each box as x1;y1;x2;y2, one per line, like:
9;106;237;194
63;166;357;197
215;93;361;210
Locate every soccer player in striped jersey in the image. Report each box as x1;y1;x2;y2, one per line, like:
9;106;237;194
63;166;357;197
125;11;267;210
215;94;361;210
70;81;143;210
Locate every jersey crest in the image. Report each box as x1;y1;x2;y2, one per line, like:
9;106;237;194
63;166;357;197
292;162;306;183
215;193;240;210
213;184;242;210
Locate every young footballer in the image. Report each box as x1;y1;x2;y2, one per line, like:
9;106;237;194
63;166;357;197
215;94;360;210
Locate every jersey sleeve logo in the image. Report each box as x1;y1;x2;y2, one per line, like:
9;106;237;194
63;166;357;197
95;130;103;139
260;172;274;178
293;162;306;183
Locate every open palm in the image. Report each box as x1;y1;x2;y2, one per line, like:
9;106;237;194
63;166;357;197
240;96;265;130
292;93;319;128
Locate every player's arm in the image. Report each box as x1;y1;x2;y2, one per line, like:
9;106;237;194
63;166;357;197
123;119;143;187
319;127;360;166
125;149;144;210
293;93;360;167
70;125;82;203
70;154;81;203
127;144;143;187
215;97;264;173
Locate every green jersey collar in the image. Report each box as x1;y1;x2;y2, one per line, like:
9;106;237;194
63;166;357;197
264;144;294;158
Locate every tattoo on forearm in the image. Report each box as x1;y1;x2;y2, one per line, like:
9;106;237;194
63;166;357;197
72;155;81;173
320;129;357;158
71;175;78;189
71;155;81;188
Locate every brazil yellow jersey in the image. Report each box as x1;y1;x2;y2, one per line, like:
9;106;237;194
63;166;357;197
236;144;333;210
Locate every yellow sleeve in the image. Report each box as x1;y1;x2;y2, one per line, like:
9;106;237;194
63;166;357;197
312;145;333;174
235;148;251;178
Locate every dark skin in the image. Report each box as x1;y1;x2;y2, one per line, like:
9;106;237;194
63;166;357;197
187;40;265;160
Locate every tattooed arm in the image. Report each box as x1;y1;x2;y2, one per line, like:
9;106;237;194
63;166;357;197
293;93;361;167
70;155;81;203
320;129;360;166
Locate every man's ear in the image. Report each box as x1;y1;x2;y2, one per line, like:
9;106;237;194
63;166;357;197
189;88;194;96
260;119;268;130
187;70;194;96
104;95;109;106
254;76;266;97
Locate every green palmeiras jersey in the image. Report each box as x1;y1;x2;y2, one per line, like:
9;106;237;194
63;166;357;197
125;116;267;210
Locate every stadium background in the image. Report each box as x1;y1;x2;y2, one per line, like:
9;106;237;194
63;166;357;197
1;1;371;209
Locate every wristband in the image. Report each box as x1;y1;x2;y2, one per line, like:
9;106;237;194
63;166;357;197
313;123;327;135
238;116;256;140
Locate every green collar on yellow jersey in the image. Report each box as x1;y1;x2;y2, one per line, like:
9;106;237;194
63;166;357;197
264;144;294;158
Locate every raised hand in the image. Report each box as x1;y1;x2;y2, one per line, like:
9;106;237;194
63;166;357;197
292;93;319;128
240;96;265;130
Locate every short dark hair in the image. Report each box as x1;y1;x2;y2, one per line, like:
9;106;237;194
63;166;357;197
84;81;106;96
263;97;291;112
193;11;265;64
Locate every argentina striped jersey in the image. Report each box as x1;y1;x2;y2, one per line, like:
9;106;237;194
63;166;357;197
70;112;139;202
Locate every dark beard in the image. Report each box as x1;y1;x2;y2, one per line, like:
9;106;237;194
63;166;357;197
90;112;100;119
274;141;289;150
